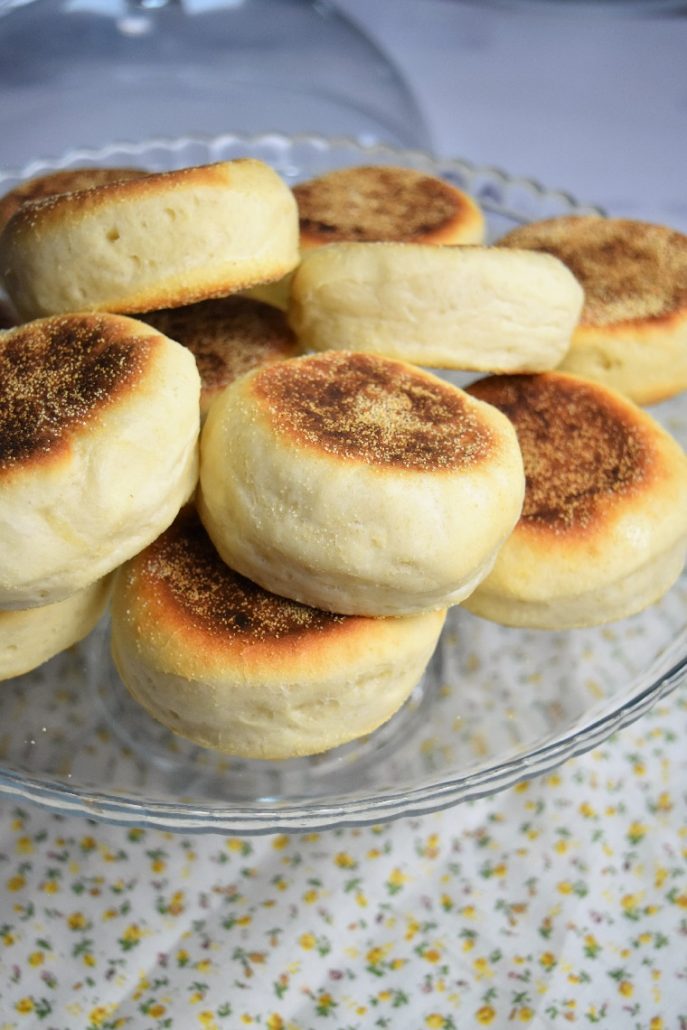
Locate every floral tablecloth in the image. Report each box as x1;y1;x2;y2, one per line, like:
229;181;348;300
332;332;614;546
1;681;686;1030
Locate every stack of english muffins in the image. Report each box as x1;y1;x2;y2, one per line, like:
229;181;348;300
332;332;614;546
1;157;686;760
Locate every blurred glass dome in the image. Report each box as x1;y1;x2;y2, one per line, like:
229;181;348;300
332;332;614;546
0;0;431;170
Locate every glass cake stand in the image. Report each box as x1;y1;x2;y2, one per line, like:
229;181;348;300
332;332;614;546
0;133;685;834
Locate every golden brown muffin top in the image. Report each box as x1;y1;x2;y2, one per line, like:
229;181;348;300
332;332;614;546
468;372;654;534
253;351;495;472
132;508;347;642
498;215;687;327
142;296;299;398
0;314;154;472
0;167;147;232
294;165;476;244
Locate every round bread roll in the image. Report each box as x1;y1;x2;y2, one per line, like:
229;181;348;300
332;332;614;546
141;296;301;419
0;160;300;320
287;241;584;371
294;164;485;248
0;313;200;609
198;351;525;617
0;166;149;234
0;576;111;681
247;163;485;310
498;215;687;404
463;371;687;629
111;508;446;759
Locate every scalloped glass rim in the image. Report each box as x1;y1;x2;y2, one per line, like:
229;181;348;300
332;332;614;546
0;132;684;836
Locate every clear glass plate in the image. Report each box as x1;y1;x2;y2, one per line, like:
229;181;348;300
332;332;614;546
0;132;685;834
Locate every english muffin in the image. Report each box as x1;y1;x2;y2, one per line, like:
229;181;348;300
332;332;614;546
294;164;485;248
498;215;687;404
111;508;446;759
198;351;525;617
0;313;200;609
0;160;299;320
248;163;485;309
287;242;584;371
142;295;301;418
0;166;148;233
463;371;687;628
0;576;111;681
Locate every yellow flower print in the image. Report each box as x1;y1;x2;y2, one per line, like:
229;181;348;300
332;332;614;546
88;1007;113;1027
627;821;647;844
198;1013;219;1029
618;981;634;997
517;1009;534;1022
476;1006;496;1025
68;912;87;930
298;932;316;950
15;836;33;855
272;835;289;850
650;1018;664;1030
423;947;442;964
27;951;44;967
148;1004;166;1018
83;954;97;968
334;852;356;869
15;998;34;1014
557;881;573;895
473;956;493;978
235;915;252;926
539;951;557;972
387;867;408;892
151;858;166;874
266;1016;284;1030
6;875;26;892
302;888;318;904
425;1015;445;1029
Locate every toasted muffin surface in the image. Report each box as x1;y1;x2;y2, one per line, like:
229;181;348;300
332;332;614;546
0;312;200;609
463;371;687;627
293;164;484;246
112;507;446;758
142;296;299;411
129;507;350;664
0;314;153;474
199;351;525;616
0;166;148;232
467;372;652;537
499;215;687;328
252;351;495;471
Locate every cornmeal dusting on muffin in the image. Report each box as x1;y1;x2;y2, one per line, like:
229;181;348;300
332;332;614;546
500;216;687;327
469;374;652;533
143;297;297;392
139;511;346;640
0;316;150;469
294;166;463;242
253;352;494;471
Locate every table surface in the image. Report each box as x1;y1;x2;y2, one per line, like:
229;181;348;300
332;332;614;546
2;2;687;1027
